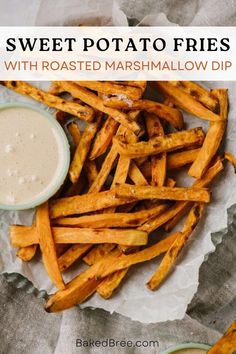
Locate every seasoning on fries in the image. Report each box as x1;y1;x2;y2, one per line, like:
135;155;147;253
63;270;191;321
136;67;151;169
3;79;234;313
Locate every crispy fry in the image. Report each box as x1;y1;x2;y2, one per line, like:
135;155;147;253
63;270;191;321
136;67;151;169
106;121;138;212
84;160;98;187
54;203;168;228
119;160;150;214
114;81;147;91
45;249;121;312
1;81;94;121
97;268;129;299
16;245;37;262
45;233;178;312
207;321;236;354
188;89;228;178
55;81;141;134
164;157;224;231
167;148;201;170
140;202;186;234
69;114;101;183
89;117;138;193
75;81;142;100
11;226;148;247
145;112;166;186
83;244;116;266
169;81;218;111
89;116;119;160
58;244;92;272
103;185;174;293
128;161;149;186
50;190;135;219
153;81;222;122
67;122;81;145
112;155;131;185
88;145;118;193
147;203;204;290
140;149;201;179
113;127;205;158
103;98;183;130
36;202;65;290
63;174;86;197
115;184;210;203
163;203;191;232
101;95;133;109
67;122;98;189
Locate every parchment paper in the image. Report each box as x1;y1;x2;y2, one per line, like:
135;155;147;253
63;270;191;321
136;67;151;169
0;0;236;324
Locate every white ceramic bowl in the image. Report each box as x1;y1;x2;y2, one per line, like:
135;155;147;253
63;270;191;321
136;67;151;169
0;102;70;210
162;342;211;354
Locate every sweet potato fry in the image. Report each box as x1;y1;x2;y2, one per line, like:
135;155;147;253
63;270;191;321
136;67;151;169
188;89;228;178
83;244;116;266
207;321;236;354
89;116;119;160
69;114;101;183
140;202;188;234
106;121;139;212
16;245;37;262
84;160;98;187
167;148;201;170
114;81;147;91
153;81;222;122
1;81;94;121
97;268;129;299
115;184;210;203
63;174;86;197
75;81;142;100
113;127;205;158
169;81;218;111
101;95;133;109
100;187;174;294
164;157;224;231
145;112;166;186
36;202;65;290
128;161;149;186
104;98;183;130
89;115;139;194
139;149;201;179
11;226;148;247
54;81;141;134
50;189;135;219
54;203;168;228
147;203;204;290
58;244;93;272
45;233;178;312
88;145;118;193
67;122;81;145
45;249;121;312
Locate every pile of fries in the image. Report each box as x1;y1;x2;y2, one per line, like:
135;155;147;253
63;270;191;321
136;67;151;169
3;79;236;313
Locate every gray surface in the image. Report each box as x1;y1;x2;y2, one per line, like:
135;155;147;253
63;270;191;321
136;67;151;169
0;0;236;353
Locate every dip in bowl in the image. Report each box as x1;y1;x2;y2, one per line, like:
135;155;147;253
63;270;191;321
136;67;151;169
0;103;70;210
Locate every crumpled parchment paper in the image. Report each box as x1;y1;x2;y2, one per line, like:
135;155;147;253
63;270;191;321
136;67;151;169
0;0;236;324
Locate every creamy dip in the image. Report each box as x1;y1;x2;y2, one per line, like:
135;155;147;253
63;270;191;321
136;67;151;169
173;349;207;354
0;106;65;206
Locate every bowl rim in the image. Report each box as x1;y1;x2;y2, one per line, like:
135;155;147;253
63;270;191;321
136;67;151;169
0;102;70;210
161;342;211;354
